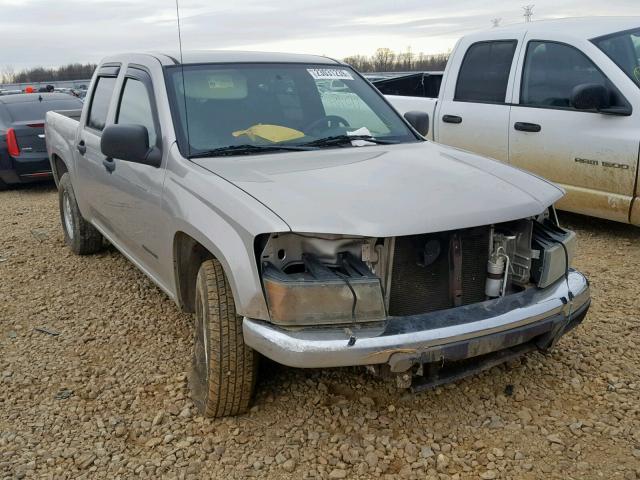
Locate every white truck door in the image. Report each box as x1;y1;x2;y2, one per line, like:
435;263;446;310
436;34;524;161
509;38;639;223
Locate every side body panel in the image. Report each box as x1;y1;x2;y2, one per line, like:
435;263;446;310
508;34;640;224
45;110;81;187
162;143;290;318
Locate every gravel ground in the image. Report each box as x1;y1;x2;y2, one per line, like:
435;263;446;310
1;184;639;480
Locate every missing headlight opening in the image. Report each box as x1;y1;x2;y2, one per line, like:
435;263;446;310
258;216;576;326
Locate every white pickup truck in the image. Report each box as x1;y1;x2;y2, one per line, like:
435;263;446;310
388;17;640;226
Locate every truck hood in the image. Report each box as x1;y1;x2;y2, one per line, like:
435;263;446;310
192;141;563;237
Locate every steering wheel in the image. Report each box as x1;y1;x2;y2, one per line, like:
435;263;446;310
303;115;350;135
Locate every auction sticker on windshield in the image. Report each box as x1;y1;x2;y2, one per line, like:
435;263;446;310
307;68;354;81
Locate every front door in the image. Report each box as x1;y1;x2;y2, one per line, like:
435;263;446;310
99;66;168;285
509;39;639;222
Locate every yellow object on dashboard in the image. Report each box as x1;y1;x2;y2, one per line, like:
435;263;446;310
232;124;305;143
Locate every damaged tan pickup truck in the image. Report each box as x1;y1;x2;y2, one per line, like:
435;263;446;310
45;51;590;417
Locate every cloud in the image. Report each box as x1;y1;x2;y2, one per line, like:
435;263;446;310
0;0;639;70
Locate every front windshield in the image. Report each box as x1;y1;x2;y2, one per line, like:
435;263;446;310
594;28;640;89
165;63;418;156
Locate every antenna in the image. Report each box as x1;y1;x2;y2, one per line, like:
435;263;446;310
522;4;535;23
175;0;191;157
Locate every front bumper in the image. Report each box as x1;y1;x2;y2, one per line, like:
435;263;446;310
243;270;590;370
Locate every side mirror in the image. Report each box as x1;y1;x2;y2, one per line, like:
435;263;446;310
100;124;161;167
404;110;430;136
570;83;610;111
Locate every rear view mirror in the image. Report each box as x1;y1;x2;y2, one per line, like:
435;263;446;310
570;83;609;111
404;110;430;136
101;124;161;167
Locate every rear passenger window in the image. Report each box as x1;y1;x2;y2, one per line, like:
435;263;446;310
87;76;116;131
117;78;157;147
455;41;518;103
521;41;620;109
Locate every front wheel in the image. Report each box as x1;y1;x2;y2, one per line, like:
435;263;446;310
58;173;103;255
190;259;258;417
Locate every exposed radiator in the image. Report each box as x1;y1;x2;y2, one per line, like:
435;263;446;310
388;227;490;316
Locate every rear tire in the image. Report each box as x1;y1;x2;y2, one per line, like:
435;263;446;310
0;178;7;191
58;173;103;255
190;259;257;417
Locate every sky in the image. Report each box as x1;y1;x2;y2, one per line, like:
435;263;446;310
1;0;639;70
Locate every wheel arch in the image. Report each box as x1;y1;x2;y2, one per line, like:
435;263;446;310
171;226;270;319
51;153;68;187
173;231;215;313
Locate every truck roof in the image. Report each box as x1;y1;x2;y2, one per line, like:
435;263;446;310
102;50;341;67
472;16;639;41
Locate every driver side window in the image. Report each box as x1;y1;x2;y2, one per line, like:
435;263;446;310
117;78;158;147
521;41;621;109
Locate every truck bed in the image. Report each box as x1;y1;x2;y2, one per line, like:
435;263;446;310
45;109;82;184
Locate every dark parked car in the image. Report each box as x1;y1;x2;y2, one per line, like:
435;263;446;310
0;93;83;189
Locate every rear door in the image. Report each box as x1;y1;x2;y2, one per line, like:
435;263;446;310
436;33;525;161
75;66;120;231
509;38;639;222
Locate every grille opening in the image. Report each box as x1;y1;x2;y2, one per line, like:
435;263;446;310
389;227;490;317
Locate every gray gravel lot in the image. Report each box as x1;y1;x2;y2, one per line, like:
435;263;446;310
1;184;639;480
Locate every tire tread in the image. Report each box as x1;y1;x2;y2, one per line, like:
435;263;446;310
196;259;256;417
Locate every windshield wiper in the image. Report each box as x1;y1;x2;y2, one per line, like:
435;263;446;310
189;144;316;158
302;135;398;148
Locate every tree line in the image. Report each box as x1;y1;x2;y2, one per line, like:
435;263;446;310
1;63;97;85
343;48;450;72
0;48;449;85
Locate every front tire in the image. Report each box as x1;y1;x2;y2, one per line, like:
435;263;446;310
58;173;103;255
190;259;257;417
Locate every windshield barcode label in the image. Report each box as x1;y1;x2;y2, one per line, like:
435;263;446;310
307;68;354;81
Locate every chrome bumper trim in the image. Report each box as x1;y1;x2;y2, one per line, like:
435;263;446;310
243;270;590;369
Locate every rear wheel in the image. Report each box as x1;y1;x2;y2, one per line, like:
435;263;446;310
58;173;103;255
0;178;7;191
190;259;257;417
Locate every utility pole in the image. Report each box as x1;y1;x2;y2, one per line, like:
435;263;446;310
491;17;502;28
522;5;535;23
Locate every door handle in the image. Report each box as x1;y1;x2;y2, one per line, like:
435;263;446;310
442;115;462;124
514;122;541;132
76;141;86;155
102;158;115;173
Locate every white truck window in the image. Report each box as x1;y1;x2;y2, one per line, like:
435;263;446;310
521;41;623;109
454;41;517;103
117;78;157;147
87;76;116;131
593;28;640;89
